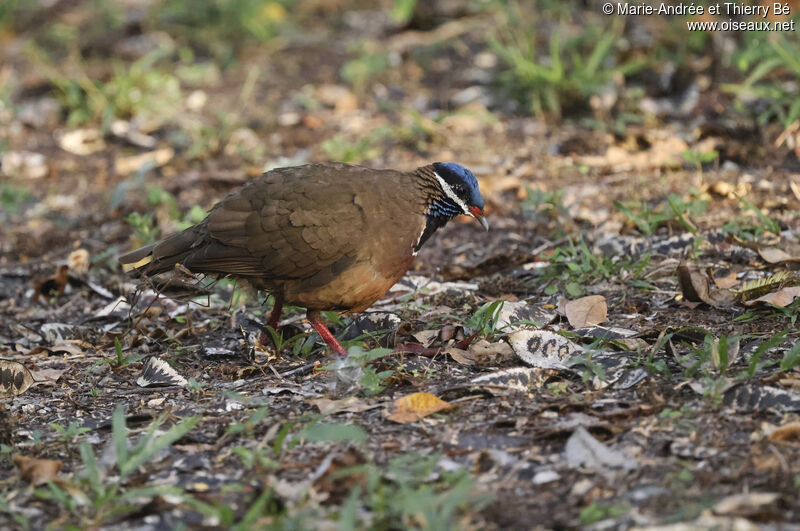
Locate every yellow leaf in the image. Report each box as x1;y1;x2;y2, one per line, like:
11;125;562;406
261;2;287;22
386;392;455;424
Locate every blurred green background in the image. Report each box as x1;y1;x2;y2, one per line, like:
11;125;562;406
1;0;799;243
2;0;798;130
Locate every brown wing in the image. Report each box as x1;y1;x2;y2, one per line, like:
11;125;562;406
183;164;373;281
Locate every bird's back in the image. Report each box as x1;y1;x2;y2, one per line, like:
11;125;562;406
120;163;430;311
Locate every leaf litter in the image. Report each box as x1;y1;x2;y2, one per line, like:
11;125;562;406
2;2;800;529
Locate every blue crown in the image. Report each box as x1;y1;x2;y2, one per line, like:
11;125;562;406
432;162;484;210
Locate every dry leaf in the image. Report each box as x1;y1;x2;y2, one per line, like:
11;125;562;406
565;426;636;470
311;397;379;415
315;84;358;112
115;147;174;175
791;179;800;202
68;249;90;274
758;247;798;264
58;128;105;155
495;299;557;331
1;150;48;179
385;392;455;424
677;264;735;308
443;340;514;366
678;264;710;303
311;448;366;503
471;367;558;392
712;270;740;289
0;360;34;397
713;492;779;516
111;120;157;148
767;421;800;442
13;455;63;485
508;330;582;369
48;343;85;356
744;286;800;307
565;295;607;328
136;357;187;387
708;181;735;197
31;368;65;383
579;136;689;171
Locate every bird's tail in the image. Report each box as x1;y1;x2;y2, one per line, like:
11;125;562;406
119;226;204;276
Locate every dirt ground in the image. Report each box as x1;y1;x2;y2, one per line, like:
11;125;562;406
2;1;800;529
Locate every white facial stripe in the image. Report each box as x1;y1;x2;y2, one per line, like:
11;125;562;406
434;172;471;216
412;224;426;256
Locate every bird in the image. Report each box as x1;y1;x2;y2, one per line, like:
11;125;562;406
119;162;488;356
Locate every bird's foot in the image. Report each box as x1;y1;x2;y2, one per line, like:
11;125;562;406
258;293;285;350
307;311;347;356
258;327;278;351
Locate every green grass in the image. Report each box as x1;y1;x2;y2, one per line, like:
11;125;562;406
614;192;707;236
725;32;800;126
464;300;505;340
33;407;201;527
322;128;389;163
722;197;782;241
522;186;570;228
682;148;718;174
32;48;183;128
490;3;644;117
580;501;629;526
0;182;33;216
50;422;91;447
335;453;489;530
536;236;652;297
341;43;391;97
125;212;159;245
148;0;290;63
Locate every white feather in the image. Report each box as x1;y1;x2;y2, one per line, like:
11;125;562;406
412;224;426;256
434;172;471;216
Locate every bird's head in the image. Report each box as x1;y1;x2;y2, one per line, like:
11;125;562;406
432;162;489;230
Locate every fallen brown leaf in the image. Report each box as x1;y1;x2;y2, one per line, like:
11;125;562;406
385;392;455;424
677;264;735;308
68;248;90;275
58;128;105;155
0;360;34;398
744;286;800;307
311;397;380;415
579;136;690;171
713;492;779;517
767;421;800;442
13;455;63;485
565;295;607;328
678;264;710;303
758;247;799;264
312;448;366;503
115;147;174;175
712;270;740;290
30;368;65;384
443;340;514;366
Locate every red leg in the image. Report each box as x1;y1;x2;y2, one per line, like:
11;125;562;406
259;292;284;346
267;292;284;330
307;310;347;356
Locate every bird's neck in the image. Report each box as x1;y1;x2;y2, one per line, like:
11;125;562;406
412;166;462;253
